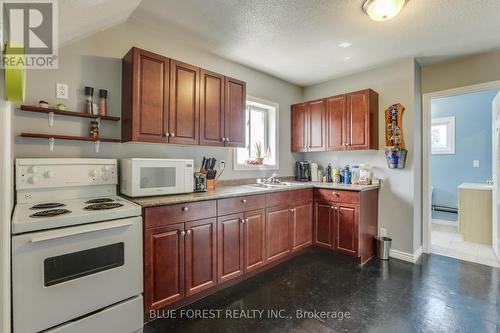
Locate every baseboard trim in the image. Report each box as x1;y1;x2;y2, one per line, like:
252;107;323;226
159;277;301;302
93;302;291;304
389;246;423;263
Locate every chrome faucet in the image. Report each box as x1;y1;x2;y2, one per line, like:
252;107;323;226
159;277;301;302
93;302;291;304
263;173;280;184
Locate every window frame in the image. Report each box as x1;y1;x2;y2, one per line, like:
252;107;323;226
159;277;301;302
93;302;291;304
431;116;456;155
234;96;279;171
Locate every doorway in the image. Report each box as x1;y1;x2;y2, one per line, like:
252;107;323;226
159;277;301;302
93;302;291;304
423;82;500;267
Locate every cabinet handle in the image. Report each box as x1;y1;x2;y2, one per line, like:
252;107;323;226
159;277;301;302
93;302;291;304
290;208;296;213
241;199;247;203
226;137;229;142
330;206;335;210
182;206;189;212
240;218;245;224
180;230;186;236
222;137;226;142
334;206;338;210
187;230;191;235
332;191;338;196
165;132;170;137
171;132;175;137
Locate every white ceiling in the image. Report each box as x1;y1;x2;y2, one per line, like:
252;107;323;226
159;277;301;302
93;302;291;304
62;0;500;86
59;0;141;46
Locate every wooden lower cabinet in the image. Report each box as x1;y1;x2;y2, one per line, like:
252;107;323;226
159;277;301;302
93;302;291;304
144;223;185;310
266;205;291;262
244;209;266;272
185;218;217;297
217;213;244;283
313;189;378;263
291;202;313;251
314;202;334;249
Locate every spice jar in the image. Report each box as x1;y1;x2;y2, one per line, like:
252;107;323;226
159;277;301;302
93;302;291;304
351;166;360;185
85;86;94;114
90;121;99;139
359;164;372;185
98;89;108;116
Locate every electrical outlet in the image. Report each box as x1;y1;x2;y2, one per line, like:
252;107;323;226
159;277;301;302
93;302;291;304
220;160;226;169
473;160;480;168
380;227;387;237
56;83;68;99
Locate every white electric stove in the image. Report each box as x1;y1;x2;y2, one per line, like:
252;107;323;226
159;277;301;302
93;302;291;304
11;158;143;333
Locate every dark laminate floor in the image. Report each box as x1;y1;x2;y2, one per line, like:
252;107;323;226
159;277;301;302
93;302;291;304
144;247;500;333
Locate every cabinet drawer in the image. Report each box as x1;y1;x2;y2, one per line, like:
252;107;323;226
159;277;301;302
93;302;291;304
145;201;216;229
266;189;313;207
218;194;265;215
314;189;359;204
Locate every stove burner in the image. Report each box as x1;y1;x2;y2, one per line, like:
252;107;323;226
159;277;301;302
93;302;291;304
30;203;66;210
30;209;72;218
85;198;115;204
84;203;124;211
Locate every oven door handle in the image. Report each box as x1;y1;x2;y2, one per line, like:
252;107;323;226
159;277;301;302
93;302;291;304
29;220;134;243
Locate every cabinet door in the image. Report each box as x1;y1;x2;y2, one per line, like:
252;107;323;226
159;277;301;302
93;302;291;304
200;70;225;146
307;99;326;151
325;95;346;151
335;204;358;256
217;213;244;283
266;206;291;262
224;77;246;147
169;60;200;145
144;223;184;311
291;103;307;152
314;202;334;249
291;201;313;251
244;209;266;272
346;90;369;150
129;48;169;143
185;218;217;297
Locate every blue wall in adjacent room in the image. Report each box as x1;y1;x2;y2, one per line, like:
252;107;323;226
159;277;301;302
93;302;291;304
431;89;499;221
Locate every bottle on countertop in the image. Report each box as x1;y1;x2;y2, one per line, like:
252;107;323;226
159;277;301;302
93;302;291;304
98;89;108;116
326;164;332;183
359;164;373;185
342;165;351;184
84;86;94;114
351;166;360;185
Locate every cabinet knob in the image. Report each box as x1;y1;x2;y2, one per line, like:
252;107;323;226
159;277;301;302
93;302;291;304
241;199;247;203
222;137;226;142
171;132;175;137
182;206;189;212
332;191;338;196
226;137;229;142
239;218;244;224
180;230;186;236
187;230;191;235
165;132;170;137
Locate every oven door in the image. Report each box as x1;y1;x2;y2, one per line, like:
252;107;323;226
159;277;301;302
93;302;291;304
132;160;189;196
12;217;142;333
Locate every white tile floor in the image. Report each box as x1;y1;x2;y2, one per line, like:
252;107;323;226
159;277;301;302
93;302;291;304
431;222;500;268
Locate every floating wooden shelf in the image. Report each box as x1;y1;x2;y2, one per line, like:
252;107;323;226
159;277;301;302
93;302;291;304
20;132;121;143
19;105;120;121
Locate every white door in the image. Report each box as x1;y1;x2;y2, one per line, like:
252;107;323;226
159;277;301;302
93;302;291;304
492;92;500;260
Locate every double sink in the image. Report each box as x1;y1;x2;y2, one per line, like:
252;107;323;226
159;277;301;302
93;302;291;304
245;182;308;189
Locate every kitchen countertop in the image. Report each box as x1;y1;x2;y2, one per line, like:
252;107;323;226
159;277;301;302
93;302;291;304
126;181;380;207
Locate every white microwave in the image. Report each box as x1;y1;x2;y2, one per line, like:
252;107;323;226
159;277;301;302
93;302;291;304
120;158;193;197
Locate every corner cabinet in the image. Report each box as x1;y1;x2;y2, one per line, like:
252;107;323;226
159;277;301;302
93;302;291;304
122;47;246;147
292;89;378;152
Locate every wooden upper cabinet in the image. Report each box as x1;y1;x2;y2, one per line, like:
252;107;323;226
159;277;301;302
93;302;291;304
307;99;326;152
325;95;346;151
200;70;225;146
122;47;169;143
169;60;200;145
291;89;378;152
291;103;307;152
224;77;246;148
345;89;378;150
122;47;247;147
185;218;217;297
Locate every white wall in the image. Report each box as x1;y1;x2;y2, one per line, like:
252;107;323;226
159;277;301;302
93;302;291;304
302;59;421;254
14;19;304;180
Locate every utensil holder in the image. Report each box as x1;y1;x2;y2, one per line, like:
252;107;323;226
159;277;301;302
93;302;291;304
207;179;217;192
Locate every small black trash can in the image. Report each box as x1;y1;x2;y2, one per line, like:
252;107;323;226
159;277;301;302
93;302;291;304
375;236;392;260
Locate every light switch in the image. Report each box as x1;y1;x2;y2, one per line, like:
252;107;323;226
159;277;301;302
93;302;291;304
473;160;480;168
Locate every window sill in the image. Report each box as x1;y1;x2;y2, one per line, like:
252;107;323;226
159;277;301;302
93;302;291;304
234;164;279;171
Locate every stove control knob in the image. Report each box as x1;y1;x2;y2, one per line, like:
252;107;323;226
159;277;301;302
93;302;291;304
28;166;38;173
28;176;39;184
44;171;55;178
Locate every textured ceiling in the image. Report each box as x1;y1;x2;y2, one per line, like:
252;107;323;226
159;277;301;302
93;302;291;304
129;0;500;86
59;0;141;46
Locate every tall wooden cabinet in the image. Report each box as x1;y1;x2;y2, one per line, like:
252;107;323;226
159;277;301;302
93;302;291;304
291;89;378;152
122;47;246;147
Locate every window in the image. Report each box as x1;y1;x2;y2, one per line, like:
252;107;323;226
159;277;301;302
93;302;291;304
234;97;279;170
432;116;455;154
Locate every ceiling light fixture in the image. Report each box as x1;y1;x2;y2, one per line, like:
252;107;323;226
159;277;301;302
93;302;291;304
339;42;352;48
362;0;408;21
